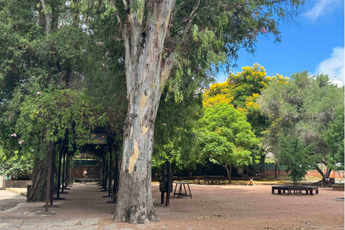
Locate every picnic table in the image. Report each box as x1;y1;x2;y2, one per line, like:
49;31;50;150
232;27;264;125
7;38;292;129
173;182;192;199
272;186;319;196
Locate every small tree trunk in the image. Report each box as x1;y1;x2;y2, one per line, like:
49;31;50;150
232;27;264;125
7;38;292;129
113;0;175;224
29;157;48;201
275;162;278;179
224;165;232;183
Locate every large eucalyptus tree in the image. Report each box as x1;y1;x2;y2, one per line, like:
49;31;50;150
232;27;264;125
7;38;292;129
109;0;303;223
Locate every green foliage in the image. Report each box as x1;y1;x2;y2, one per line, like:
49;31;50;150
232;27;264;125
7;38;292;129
198;103;259;169
153;89;203;170
278;135;313;185
323;108;344;170
0;148;33;177
15;89;107;158
258;71;344;174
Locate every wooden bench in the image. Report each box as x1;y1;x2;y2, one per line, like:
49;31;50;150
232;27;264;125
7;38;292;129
272;186;319;196
198;175;229;185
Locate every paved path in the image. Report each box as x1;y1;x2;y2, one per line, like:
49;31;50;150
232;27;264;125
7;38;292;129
0;184;118;229
0;189;26;211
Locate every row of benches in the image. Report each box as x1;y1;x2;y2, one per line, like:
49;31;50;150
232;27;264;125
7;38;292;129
196;176;229;185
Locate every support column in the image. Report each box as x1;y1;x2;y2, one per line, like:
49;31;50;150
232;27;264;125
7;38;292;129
101;155;108;191
102;157;106;189
66;155;70;186
161;164;165;204
45;142;53;212
165;162;171;206
113;153;119;202
49;145;56;205
104;156;108;190
57;146;62;198
55;146;65;200
61;151;65;193
108;150;112;197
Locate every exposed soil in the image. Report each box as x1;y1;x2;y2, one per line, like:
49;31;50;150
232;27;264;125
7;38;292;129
113;183;344;230
0;183;343;230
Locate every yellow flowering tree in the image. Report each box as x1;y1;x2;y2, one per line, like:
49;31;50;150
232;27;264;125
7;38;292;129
203;63;289;137
202;64;289;174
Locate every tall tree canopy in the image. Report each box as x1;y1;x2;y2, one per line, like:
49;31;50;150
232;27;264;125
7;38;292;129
258;72;344;180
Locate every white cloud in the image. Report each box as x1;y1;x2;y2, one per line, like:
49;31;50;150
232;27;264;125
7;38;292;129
313;46;344;86
304;0;341;20
216;73;228;83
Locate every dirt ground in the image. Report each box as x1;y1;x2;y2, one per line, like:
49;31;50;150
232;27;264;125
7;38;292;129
114;183;344;230
0;183;343;230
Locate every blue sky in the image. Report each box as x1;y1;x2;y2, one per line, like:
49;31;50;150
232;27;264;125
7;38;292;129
216;0;344;86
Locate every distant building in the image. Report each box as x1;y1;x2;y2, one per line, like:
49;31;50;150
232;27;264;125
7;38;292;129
265;152;275;161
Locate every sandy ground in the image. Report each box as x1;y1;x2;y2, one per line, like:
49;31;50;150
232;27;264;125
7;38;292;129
0;190;26;211
145;184;344;230
0;183;343;230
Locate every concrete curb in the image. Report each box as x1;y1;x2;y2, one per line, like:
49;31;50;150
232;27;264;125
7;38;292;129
6;188;27;196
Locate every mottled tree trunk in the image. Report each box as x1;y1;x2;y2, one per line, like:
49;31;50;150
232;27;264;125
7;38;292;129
113;0;175;224
28;157;48;201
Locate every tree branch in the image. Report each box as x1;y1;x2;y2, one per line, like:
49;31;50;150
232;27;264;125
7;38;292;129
315;165;324;177
40;0;51;35
183;0;200;35
171;1;185;20
122;0;128;11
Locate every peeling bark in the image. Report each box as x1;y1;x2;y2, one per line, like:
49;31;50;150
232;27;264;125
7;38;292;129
114;0;176;224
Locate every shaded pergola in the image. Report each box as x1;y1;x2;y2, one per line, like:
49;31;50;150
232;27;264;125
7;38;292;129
42;130;118;213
